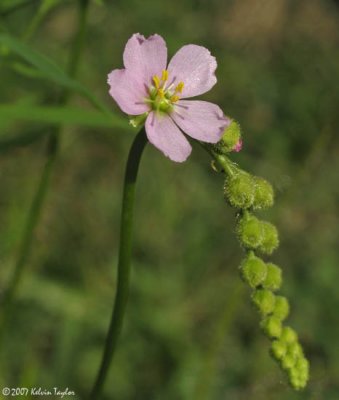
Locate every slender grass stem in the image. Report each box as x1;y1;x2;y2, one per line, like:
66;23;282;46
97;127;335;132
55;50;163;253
0;135;57;322
90;128;147;399
1;0;90;328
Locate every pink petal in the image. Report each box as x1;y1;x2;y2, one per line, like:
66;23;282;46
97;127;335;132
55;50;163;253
171;100;230;143
167;45;217;98
123;33;167;87
233;139;243;152
107;69;149;115
145;112;192;162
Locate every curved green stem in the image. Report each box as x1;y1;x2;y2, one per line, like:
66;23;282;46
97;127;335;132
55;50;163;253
1;0;89;328
199;142;237;176
90;128;147;399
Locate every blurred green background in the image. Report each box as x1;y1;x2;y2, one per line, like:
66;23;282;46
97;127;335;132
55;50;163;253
0;0;339;399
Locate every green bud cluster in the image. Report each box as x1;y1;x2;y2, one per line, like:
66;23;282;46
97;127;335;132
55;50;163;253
236;213;279;254
236;215;307;388
240;253;308;389
250;283;308;389
214;126;309;390
270;327;309;390
213;120;242;154
210;121;309;390
224;172;274;211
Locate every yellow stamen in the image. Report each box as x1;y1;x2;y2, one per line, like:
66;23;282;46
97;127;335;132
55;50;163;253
170;95;180;103
158;88;165;98
175;81;184;93
153;75;160;89
161;69;169;82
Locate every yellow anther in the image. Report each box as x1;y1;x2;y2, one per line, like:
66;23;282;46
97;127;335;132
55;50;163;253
170;95;180;103
175;81;184;93
161;69;169;82
158;88;165;98
153;75;160;89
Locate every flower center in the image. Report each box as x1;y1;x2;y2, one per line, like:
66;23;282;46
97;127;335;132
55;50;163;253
147;69;184;113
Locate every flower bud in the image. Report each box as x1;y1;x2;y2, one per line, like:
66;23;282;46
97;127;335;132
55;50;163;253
224;173;255;209
288;362;309;390
280;326;298;344
281;353;296;370
272;296;290;321
257;221;279;255
288;365;308;390
287;342;303;359
294;357;309;383
236;213;263;249
262;263;282;291
295;357;309;373
252;177;274;210
261;315;282;338
240;253;267;288
251;289;275;315
271;340;287;360
213;120;242;154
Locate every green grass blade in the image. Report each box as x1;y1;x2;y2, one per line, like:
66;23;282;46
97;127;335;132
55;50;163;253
0;103;129;129
0;33;110;113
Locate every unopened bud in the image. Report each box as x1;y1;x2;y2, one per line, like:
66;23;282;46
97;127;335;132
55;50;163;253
287;342;303;359
261;315;282;338
281;353;296;370
240;253;267;288
272;296;290;321
294;357;310;385
213;120;242;154
258;221;279;255
288;363;309;390
224;172;255;209
262;263;282;291
280;326;298;344
295;357;309;374
252;177;274;210
271;340;287;360
251;289;275;315
237;213;263;250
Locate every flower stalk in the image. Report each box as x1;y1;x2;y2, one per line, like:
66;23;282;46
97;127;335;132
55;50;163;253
201;132;309;390
90;127;147;399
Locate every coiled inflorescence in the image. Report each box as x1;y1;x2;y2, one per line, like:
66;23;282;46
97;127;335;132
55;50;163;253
207;121;309;391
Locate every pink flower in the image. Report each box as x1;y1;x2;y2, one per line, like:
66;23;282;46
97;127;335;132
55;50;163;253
108;33;230;162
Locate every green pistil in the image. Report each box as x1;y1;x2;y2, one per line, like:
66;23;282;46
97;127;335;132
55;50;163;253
149;94;173;113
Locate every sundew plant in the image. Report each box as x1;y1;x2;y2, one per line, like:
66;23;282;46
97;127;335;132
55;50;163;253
93;33;309;396
2;0;339;399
